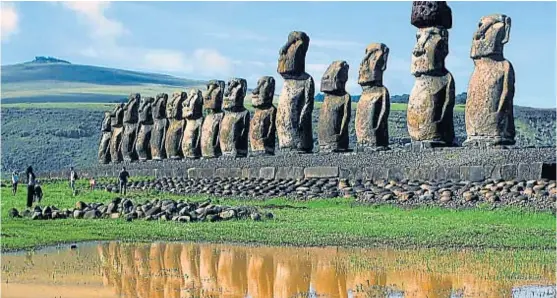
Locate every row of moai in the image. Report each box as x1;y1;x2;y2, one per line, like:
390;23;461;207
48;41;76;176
98;1;516;163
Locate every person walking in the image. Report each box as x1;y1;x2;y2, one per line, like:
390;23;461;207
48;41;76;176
11;171;19;196
25;166;36;208
89;177;96;191
118;167;130;195
69;167;79;195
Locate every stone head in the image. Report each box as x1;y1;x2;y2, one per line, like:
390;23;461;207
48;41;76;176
277;31;310;77
321;61;349;93
183;88;203;119
167;91;187;120
251;76;275;108
359;43;389;86
110;103;124;127
153;93;168;119
223;78;247;110
411;27;449;76
138;97;154;123
411;1;452;29
125;93;140;108
204;80;225;111
471;14;511;59
102;111;111;131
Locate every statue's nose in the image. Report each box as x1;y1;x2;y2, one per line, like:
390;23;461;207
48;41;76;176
412;47;425;57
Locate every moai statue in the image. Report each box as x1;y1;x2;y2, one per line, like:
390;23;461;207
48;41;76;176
317;61;351;152
250;76;277;156
165;91;187;160
181;89;204;159
407;1;455;147
464;14;515;147
355;43;391;150
135;97;154;161
121;93;141;161
98;111;112;164
109;103;124;163
220;78;250;158
150;93;169;160
276;31;315;153
201;80;226;158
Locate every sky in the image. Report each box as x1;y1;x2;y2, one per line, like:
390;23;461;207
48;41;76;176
1;1;556;108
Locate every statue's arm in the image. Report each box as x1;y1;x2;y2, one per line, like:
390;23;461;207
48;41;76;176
375;88;390;130
242;111;251;139
339;94;351;139
299;77;315;126
266;108;277;140
439;73;455;123
213;118;220;148
498;61;515;113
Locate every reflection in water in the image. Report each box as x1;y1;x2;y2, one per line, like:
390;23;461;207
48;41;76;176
1;242;555;298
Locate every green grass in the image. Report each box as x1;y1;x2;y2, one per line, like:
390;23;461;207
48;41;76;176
1;181;555;252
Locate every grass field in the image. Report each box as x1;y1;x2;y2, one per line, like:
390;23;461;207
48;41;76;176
1;181;555;252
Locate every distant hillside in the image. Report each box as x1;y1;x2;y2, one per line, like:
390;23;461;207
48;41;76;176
315;92;468;105
1;57;206;104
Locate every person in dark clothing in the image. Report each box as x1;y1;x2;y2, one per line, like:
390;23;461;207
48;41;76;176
119;167;130;195
11;171;19;196
34;183;43;203
25;166;36;208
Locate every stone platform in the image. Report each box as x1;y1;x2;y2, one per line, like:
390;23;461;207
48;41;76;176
42;147;556;182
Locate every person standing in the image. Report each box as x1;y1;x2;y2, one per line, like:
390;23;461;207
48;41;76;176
89;177;96;191
69;167;79;195
118;167;130;195
11;171;19;196
25;166;36;208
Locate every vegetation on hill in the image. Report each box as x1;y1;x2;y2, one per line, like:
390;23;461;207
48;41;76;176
316;92;468;104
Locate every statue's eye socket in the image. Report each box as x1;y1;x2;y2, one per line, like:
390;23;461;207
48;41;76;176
478;22;482;28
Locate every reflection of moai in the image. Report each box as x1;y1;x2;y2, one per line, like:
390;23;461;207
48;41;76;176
201;80;226;158
318;61;351;152
181;89;204;159
407;1;455;147
135;97;154;161
165;92;187;160
464;14;515;147
109;103;124;163
355;43;391;149
98;111;112;164
121;93;141;161
150;93;169;160
220;78;250;158
276;31;315;153
250;76;277;156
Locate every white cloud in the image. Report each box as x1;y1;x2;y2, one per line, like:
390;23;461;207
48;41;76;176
193;48;232;76
1;3;19;42
63;1;126;40
142;50;194;73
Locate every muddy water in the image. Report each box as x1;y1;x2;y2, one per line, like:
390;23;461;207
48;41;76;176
1;242;555;298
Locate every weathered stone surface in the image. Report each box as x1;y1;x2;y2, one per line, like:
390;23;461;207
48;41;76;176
201;80;225;158
150;93;169;160
304;166;339;178
276;31;315;153
98;111;112;164
136;96;154;161
121;93;140;162
250;76;277;156
109;103;124;163
464;14;515;147
318;61;351;152
408;27;455;146
518;162;543;181
215;168;242;178
500;164;517;180
259;167;276;180
219;78;250;158
187;168;215;179
276;167;304;180
181;89;203;159
165;92;187;160
411;1;452;29
356;43;390;148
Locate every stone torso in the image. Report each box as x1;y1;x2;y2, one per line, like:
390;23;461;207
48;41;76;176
355;86;390;147
219;110;250;157
165;118;185;159
318;93;351;151
276;75;314;152
150;117;167;160
249;106;277;155
182;118;203;158
407;72;455;144
466;58;515;140
201;112;224;158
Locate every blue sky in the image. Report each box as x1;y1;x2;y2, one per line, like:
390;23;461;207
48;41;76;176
1;1;555;108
